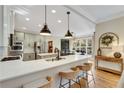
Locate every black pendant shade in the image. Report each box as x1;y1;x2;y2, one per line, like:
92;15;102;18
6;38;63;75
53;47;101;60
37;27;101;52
40;5;51;36
40;24;51;36
65;11;73;38
65;30;72;37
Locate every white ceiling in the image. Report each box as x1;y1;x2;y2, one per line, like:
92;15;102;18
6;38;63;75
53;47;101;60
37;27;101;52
8;5;124;37
80;5;124;23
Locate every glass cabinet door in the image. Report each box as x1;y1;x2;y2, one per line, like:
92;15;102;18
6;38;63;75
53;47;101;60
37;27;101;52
87;39;92;46
72;37;93;55
87;47;92;55
87;38;92;55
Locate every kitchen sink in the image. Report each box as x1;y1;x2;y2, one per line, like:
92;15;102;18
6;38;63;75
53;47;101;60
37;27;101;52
45;57;65;62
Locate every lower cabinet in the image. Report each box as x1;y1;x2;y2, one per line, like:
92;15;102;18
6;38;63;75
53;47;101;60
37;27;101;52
23;53;35;61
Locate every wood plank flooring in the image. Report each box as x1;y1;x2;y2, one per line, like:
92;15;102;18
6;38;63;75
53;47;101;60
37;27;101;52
89;69;120;88
71;58;121;88
71;69;120;88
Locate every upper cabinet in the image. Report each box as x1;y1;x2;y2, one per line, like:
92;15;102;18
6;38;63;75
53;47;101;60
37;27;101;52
14;32;24;41
72;37;93;55
87;39;92;55
14;31;46;53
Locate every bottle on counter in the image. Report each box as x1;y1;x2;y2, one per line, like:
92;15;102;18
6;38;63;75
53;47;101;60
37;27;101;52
97;48;102;56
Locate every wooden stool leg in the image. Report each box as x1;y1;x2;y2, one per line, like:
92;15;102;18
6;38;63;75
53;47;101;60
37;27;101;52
59;77;62;88
91;70;95;84
69;79;71;88
86;71;89;88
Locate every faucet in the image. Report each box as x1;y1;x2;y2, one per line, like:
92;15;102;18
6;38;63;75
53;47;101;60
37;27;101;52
56;48;60;60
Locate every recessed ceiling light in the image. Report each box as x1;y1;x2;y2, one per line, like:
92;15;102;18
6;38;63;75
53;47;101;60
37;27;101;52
57;20;62;23
22;27;27;30
25;18;30;21
51;10;56;13
38;24;42;27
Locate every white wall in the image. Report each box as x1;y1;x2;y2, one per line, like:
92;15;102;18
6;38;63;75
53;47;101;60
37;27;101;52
0;6;3;45
0;6;16;59
2;6;14;58
0;6;3;59
95;16;124;56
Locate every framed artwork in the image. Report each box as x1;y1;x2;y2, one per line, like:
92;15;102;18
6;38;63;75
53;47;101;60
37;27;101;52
99;32;119;49
48;41;53;53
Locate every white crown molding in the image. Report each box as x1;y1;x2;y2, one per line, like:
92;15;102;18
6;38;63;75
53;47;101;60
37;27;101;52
96;11;124;24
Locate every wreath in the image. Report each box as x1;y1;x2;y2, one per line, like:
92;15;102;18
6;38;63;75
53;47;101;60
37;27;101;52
101;35;114;46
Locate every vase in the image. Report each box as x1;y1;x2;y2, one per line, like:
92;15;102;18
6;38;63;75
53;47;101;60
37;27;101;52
97;48;102;56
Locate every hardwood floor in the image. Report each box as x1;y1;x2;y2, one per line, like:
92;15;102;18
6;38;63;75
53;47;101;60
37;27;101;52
71;69;121;88
71;59;121;88
89;69;120;88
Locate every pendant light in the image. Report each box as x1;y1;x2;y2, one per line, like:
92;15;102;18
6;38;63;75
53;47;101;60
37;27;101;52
65;11;73;38
40;5;51;36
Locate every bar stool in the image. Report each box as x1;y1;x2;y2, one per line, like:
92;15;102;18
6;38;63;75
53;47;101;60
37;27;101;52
71;67;88;88
41;76;53;88
23;76;53;88
76;63;95;87
59;68;80;88
79;78;87;88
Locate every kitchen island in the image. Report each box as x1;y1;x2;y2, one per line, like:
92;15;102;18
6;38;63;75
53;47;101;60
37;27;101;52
0;55;91;88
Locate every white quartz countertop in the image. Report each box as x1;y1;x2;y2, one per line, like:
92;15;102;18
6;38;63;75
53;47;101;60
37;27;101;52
0;55;91;82
38;53;57;56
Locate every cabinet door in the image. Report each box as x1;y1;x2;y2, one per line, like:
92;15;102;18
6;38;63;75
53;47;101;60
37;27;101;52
14;32;24;41
87;39;92;46
24;33;29;47
61;39;69;54
24;34;34;53
87;38;92;55
87;47;92;55
29;34;35;49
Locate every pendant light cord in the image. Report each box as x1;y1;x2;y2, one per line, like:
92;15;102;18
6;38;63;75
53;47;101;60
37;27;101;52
67;11;70;30
65;11;72;37
68;12;69;30
45;5;47;24
40;5;51;35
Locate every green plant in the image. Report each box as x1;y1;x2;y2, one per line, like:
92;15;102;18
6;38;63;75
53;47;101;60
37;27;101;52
101;35;114;46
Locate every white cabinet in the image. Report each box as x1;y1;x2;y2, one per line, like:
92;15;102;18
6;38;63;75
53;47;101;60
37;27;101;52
72;37;93;55
14;31;46;54
24;33;35;53
14;32;24;41
87;39;92;55
0;6;3;46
